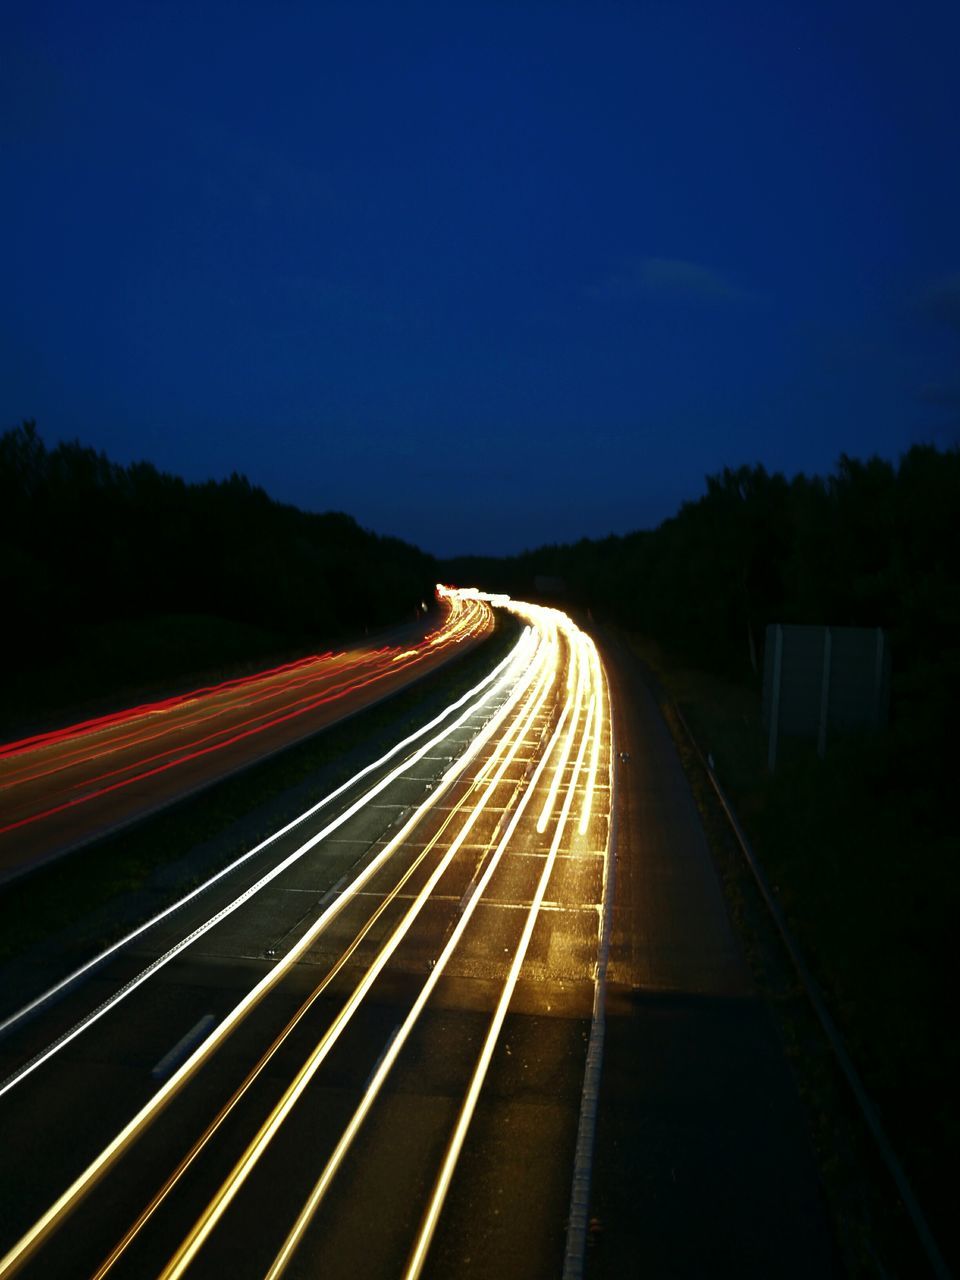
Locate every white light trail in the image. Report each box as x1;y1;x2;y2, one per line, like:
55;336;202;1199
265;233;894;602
578;637;605;835
0;625;545;1279
0;630;530;1085
263;621;578;1278
0;589;613;1280
159;624;558;1280
404;617;594;1280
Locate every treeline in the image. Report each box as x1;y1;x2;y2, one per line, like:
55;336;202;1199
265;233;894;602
0;421;436;674
5;419;958;739
444;446;960;714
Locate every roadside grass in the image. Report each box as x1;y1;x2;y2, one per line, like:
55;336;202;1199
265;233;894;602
0;615;520;970
626;634;957;1278
0;613;303;741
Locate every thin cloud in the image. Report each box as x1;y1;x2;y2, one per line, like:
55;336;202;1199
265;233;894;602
588;256;758;305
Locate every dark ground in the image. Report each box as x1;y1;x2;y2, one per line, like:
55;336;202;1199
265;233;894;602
587;630;840;1277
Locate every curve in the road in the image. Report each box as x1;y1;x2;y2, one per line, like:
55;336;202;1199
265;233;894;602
0;590;613;1280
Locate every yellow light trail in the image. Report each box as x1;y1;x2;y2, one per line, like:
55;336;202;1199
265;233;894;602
0;619;544;1280
404;611;595;1280
0;624;527;1073
0;590;612;1280
89;644;553;1280
262;633;570;1279
578;636;606;836
535;617;588;834
156;627;559;1280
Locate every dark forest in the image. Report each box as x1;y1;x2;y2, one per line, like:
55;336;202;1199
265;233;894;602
4;420;958;758
0;422;437;718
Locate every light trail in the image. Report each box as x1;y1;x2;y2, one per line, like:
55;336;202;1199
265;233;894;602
563;651;616;1280
578;637;605;836
0;589;613;1280
0;608;545;1280
533;627;597;837
0;592;492;839
156;623;558;1280
0;625;534;1087
266;603;605;1278
1;591;486;789
0;592;485;769
263;618;578;1279
0;647;382;790
0;651;337;762
404;614;594;1280
0;612;490;838
88;648;556;1280
59;596;489;793
65;641;465;792
60;650;411;790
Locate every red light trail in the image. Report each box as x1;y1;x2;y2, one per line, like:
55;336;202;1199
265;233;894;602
0;594;492;879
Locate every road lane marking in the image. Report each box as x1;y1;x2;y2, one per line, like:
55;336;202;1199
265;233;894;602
263;602;598;1278
262;621;569;1279
87;696;539;1280
1;592;612;1280
0;632;530;1055
150;1015;217;1082
155;625;556;1280
0;626;544;1278
563;657;615;1280
403;609;595;1280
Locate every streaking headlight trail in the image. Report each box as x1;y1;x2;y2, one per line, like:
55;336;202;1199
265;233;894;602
0;588;613;1280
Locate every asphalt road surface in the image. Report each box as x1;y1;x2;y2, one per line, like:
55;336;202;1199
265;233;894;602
0;594;492;885
587;628;838;1277
0;593;837;1279
0;594;611;1280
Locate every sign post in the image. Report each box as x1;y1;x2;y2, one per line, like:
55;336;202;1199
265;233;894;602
767;623;783;773
762;623;889;771
817;627;832;759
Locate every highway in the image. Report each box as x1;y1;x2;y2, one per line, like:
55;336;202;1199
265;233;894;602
0;592;493;884
0;590;613;1280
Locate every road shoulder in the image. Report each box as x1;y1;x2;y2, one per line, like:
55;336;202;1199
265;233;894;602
585;629;839;1277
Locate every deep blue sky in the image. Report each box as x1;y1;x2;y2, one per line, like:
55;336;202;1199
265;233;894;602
3;2;959;555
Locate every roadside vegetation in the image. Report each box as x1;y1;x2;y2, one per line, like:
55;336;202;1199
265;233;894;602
443;444;959;1274
630;638;955;1276
0;421;437;734
3;414;956;1265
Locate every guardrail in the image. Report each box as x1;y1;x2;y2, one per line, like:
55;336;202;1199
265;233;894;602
670;698;950;1280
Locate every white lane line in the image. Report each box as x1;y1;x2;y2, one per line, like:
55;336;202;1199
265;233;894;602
0;632;536;1103
155;631;556;1280
0;626;547;1280
346;893;601;913
318;873;351;909
87;714;546;1280
363;1025;402;1092
403;621;593;1280
262;628;569;1279
578;638;605;836
0;636;529;1046
563;661;615;1279
151;1016;217;1083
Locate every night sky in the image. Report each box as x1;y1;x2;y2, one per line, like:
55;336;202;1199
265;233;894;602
3;2;959;556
